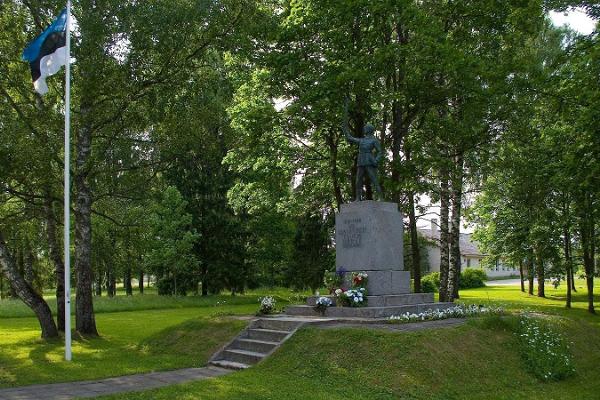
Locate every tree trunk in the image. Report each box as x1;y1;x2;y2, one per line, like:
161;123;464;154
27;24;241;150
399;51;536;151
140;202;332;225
107;265;116;297
125;267;133;296
139;270;144;294
23;241;36;289
564;227;572;309
326;129;344;209
519;260;525;293
580;194;595;313
201;264;208;296
95;271;102;296
74;107;98;335
407;191;421;292
390;97;403;204
44;196;66;331
527;256;534;295
349;94;367;201
582;227;595;313
439;165;450;302
0;232;58;338
536;251;545;298
448;153;464;301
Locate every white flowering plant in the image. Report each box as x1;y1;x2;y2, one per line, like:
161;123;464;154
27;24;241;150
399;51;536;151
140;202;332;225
339;288;368;307
257;296;277;315
314;296;333;315
516;315;575;381
389;304;505;323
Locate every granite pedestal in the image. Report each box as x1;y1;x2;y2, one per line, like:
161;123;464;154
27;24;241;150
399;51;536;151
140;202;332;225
286;201;453;318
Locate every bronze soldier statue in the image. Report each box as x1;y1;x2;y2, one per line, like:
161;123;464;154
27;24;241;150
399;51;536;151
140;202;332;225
342;101;383;201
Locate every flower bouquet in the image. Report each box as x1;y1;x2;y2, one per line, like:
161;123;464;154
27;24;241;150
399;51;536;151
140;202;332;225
313;296;333;315
351;272;368;289
338;288;367;307
257;296;276;315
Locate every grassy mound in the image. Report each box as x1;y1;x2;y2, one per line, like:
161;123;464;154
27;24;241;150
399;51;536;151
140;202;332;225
138;317;247;362
98;315;600;400
0;309;248;388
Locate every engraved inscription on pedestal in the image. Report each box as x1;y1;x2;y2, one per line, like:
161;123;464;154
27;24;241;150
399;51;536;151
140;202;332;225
336;200;405;272
339;218;366;248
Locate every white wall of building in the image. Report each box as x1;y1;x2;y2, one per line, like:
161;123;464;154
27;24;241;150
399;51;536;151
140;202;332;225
420;219;518;279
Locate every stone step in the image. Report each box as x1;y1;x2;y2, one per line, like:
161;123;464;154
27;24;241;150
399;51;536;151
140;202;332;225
307;293;435;307
246;328;290;342
285;302;455;318
222;349;266;365
251;318;302;332
232;338;279;354
209;360;250;370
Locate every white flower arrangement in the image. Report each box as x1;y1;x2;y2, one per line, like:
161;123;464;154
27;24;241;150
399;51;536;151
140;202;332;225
316;296;333;307
341;288;367;307
313;296;333;315
258;295;276;315
389;304;504;323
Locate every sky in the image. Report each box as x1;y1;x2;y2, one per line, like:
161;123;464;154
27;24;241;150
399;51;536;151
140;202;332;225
549;8;597;34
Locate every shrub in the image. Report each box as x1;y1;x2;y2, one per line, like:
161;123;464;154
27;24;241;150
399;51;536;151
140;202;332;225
421;272;440;293
156;277;193;296
459;269;487;289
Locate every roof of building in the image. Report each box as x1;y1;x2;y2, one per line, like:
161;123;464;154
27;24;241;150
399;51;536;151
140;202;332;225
418;228;484;257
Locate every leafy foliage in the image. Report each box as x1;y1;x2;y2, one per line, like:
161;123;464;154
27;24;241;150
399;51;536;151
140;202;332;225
147;187;199;296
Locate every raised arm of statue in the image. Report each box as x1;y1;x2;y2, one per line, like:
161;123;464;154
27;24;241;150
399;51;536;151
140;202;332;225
342;96;360;144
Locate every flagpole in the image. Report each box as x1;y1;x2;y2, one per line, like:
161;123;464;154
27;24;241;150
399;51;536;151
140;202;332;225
64;0;72;362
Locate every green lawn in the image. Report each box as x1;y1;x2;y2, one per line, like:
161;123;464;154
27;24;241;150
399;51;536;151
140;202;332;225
97;316;600;400
0;307;251;388
0;287;308;318
458;279;600;327
0;288;310;388
1;283;599;399
98;282;599;400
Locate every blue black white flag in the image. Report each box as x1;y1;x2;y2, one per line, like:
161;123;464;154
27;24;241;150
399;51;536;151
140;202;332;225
22;9;68;95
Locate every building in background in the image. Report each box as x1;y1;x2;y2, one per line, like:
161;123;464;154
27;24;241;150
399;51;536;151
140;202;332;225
419;220;518;279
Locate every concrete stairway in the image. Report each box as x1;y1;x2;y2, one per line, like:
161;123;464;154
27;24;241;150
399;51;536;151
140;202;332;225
209;318;304;370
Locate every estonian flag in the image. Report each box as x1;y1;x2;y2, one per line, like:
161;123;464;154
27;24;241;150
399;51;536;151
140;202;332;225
22;9;68;95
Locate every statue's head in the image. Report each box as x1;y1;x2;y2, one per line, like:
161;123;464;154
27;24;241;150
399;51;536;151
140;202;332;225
363;123;375;136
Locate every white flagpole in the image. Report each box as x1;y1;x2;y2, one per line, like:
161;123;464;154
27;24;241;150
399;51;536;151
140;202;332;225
64;0;72;362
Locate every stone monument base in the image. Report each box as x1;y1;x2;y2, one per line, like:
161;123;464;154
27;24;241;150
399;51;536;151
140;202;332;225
343;270;411;295
285;293;455;318
284;200;453;319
